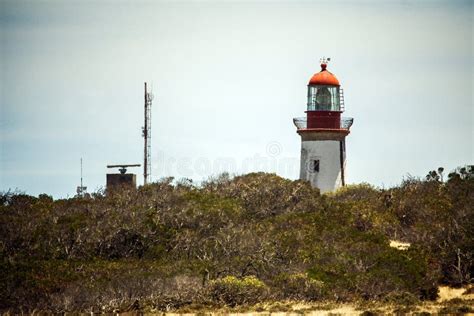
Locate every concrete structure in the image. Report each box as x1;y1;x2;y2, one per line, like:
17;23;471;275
106;173;137;190
293;59;353;193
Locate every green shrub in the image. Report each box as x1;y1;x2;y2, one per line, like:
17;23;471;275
207;275;267;306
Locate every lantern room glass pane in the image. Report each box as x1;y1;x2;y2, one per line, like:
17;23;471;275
307;86;340;111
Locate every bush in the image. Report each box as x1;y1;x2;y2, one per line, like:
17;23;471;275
273;273;325;300
207;276;267;306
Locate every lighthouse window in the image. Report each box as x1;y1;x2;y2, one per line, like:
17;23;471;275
316;88;332;110
313;160;320;172
307;86;340;111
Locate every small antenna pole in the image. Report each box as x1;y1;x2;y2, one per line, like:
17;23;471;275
80;158;83;189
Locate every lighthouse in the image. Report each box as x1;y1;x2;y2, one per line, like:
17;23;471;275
293;58;353;193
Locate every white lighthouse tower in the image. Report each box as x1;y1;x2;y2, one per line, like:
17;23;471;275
293;58;353;193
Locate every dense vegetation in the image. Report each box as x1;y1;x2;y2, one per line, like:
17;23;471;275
0;167;472;312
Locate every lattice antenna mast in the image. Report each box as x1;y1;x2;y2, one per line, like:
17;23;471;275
143;82;153;185
76;158;87;196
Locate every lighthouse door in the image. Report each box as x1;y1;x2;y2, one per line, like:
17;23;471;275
313;159;320;173
307;156;321;175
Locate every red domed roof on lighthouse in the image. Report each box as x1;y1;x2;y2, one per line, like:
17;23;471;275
309;63;340;86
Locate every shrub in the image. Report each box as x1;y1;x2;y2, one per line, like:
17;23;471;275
273;273;325;300
207;276;267;306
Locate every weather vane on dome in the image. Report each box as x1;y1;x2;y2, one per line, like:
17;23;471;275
319;57;331;64
320;57;331;65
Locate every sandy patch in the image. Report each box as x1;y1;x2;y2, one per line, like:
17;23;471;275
438;285;474;302
304;306;360;315
389;240;410;250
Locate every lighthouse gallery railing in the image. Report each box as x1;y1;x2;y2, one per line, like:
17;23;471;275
293;117;354;130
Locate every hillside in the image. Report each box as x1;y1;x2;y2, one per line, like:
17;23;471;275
0;168;472;313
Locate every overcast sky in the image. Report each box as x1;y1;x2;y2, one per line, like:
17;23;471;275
1;0;472;198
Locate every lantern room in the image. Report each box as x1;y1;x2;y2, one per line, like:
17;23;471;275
306;60;344;129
